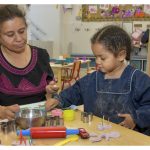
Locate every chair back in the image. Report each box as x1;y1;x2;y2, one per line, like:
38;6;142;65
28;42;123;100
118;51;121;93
70;61;81;80
61;60;81;90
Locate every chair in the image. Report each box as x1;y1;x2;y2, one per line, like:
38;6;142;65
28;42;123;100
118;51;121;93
62;54;70;59
61;60;81;90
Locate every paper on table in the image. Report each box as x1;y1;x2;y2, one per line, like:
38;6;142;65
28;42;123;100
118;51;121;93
20;101;46;109
0;119;9;123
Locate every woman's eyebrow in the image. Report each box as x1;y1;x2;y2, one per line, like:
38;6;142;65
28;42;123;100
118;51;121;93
3;27;26;34
3;31;14;35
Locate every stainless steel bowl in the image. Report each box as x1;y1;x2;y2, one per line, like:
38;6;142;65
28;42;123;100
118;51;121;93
15;109;46;129
0;120;16;134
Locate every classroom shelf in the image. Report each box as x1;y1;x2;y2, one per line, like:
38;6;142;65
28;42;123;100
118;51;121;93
71;54;147;72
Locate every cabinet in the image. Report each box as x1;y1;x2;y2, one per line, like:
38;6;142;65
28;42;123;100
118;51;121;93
71;54;96;68
71;54;148;73
130;57;147;72
129;42;148;72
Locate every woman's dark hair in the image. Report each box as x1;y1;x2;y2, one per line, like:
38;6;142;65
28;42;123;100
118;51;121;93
0;5;26;26
91;25;132;60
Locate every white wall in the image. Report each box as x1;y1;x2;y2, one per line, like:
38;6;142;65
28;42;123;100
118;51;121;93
62;5;150;55
27;4;62;58
27;4;150;57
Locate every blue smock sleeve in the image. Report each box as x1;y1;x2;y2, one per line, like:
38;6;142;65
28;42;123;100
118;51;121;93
133;71;150;128
58;75;89;108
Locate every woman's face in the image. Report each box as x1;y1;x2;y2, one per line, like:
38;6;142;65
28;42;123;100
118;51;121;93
91;43;125;74
0;17;27;53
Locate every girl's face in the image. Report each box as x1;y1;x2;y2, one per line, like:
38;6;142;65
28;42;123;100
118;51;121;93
0;17;27;53
91;43;125;74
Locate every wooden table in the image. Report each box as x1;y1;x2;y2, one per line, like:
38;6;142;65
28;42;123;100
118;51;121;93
1;104;150;146
50;60;91;91
33;110;150;146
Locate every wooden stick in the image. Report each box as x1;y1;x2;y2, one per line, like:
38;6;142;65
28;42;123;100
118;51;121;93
107;117;110;125
102;115;104;126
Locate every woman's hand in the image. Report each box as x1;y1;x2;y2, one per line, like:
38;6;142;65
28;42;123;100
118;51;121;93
0;104;20;120
46;80;59;94
118;113;136;129
45;98;60;111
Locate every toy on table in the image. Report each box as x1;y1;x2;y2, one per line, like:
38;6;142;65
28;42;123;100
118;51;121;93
46;116;64;126
12;138;32;146
46;106;78;126
46;109;64;126
51;109;63;117
81;112;93;123
17;126;90;139
79;128;89;139
17;127;79;139
88;115;120;143
19;130;26;145
12;130;33;146
89;131;120;142
98;115;112;130
53;135;79;146
63;109;75;121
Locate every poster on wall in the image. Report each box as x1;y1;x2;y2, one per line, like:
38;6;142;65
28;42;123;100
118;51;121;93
82;4;150;21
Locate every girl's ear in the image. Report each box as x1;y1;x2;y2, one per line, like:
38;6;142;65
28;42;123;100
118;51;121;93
117;50;126;61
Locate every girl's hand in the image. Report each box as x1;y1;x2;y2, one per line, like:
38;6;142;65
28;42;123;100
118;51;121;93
0;104;20;120
118;113;136;129
45;98;60;111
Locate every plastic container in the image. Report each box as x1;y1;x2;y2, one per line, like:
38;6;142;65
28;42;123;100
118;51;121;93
63;110;75;121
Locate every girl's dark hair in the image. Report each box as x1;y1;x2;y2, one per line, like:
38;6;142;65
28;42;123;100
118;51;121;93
91;25;132;60
0;5;26;26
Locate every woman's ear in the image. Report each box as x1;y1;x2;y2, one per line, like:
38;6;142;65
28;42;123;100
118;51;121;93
118;50;126;61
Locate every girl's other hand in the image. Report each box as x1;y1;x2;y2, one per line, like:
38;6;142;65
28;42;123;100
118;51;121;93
45;98;60;111
118;113;136;129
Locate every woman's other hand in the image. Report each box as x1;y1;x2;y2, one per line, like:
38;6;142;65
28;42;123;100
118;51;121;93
45;98;60;111
0;104;20;120
46;80;59;94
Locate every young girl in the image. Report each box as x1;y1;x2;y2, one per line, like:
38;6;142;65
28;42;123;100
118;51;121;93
46;25;150;135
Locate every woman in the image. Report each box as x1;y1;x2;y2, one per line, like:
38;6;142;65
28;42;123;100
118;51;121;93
0;5;58;120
